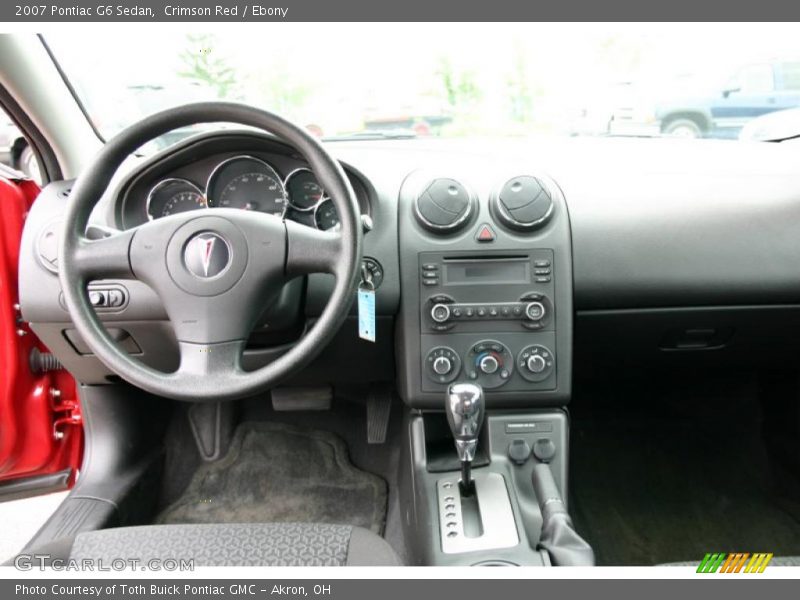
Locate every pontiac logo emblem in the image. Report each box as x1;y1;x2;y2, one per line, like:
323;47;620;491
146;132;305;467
184;232;231;278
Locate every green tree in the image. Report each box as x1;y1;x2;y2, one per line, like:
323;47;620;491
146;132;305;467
178;34;236;98
506;42;534;123
437;57;481;109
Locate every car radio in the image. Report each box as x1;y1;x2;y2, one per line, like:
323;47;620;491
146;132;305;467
418;249;558;393
419;250;554;333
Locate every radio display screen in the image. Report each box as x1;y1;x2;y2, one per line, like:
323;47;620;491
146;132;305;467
444;259;530;285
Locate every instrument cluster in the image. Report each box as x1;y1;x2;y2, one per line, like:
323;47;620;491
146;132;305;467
145;154;342;231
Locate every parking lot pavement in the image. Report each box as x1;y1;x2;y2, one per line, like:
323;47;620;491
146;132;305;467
0;491;68;563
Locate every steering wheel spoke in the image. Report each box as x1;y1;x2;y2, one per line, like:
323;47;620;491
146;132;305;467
176;339;246;379
73;229;136;281
285;219;343;276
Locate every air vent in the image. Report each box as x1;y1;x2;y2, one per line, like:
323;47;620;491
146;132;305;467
414;178;473;233
491;176;553;232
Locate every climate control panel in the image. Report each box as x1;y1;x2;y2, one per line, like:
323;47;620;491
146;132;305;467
423;337;556;391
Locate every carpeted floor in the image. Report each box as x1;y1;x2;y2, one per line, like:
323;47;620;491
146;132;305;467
569;408;800;565
157;421;388;534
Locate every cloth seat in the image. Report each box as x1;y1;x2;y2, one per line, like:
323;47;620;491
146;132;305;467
15;522;401;567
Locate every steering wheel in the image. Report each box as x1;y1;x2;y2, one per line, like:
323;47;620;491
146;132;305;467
58;103;363;401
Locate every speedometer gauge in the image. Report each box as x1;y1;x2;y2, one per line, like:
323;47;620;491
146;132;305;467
146;178;207;220
207;156;287;216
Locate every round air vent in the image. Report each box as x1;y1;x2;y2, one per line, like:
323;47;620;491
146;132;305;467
414;178;473;233
491;175;553;232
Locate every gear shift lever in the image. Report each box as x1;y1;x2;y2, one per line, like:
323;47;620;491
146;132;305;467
445;382;485;495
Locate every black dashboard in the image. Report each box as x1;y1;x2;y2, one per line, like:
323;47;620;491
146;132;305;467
17;130;800;407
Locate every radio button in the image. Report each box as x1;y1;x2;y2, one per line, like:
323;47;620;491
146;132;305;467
525;301;546;321
423;279;438;286
431;303;451;323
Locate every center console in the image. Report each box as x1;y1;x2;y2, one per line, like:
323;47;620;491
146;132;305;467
396;168;588;566
397;169;573;408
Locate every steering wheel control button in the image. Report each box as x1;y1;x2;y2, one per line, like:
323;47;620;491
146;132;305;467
184;232;231;279
518;344;556;383
475;223;496;242
508;439;532;466
466;340;513;389
533;438;557;463
425;347;461;384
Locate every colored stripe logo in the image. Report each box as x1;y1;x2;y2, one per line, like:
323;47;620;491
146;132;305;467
697;553;773;573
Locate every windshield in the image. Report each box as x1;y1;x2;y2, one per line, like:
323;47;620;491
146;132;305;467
45;24;800;147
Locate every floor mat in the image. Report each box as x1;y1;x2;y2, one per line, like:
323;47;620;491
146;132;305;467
157;422;388;534
569;412;800;565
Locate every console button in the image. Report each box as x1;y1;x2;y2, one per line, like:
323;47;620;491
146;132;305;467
508;439;532;465
475;224;496;242
533;438;557;463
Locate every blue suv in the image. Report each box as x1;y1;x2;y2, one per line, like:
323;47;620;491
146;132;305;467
609;61;800;138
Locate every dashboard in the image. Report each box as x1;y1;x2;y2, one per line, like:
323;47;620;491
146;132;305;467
16;130;800;409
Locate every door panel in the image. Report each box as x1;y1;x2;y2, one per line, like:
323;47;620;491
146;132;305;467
0;169;82;500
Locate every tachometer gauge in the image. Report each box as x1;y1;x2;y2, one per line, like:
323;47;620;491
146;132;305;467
207;156;287;216
314;199;340;231
285;168;327;211
146;178;207;220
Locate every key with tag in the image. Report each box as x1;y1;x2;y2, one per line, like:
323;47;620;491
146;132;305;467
358;267;376;342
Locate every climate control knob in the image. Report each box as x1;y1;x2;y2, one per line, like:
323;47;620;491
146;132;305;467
425;346;461;384
527;354;547;374
433;356;453;375
479;355;499;374
431;303;451;323
517;344;555;383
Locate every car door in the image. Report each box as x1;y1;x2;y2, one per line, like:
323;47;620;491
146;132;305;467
710;63;779;135
773;62;800;112
0;131;82;502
